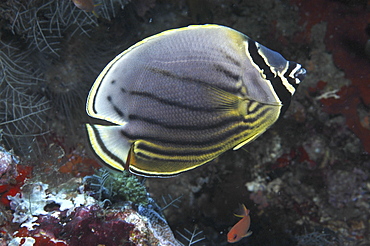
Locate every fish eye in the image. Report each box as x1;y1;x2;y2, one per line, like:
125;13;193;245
233;234;237;240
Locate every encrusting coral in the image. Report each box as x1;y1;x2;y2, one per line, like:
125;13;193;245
7;176;180;245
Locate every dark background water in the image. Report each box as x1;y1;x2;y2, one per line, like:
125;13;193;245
0;0;369;245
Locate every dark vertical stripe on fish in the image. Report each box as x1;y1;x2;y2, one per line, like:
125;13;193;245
89;125;125;167
213;64;241;81
148;67;241;95
247;40;291;108
128;90;215;112
120;107;272;146
127;113;244;130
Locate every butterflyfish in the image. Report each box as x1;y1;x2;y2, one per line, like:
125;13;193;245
85;24;306;177
227;204;252;243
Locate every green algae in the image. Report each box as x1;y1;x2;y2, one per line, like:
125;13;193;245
84;169;149;206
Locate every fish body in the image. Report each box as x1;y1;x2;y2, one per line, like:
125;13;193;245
72;0;94;12
72;0;100;17
86;24;306;177
227;204;252;243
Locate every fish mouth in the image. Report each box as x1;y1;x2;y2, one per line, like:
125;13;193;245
294;67;307;81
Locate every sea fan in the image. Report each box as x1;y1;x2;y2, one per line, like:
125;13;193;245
160;194;183;211
176;226;206;246
0;41;51;156
3;0;131;57
94;0;130;20
7;0;98;57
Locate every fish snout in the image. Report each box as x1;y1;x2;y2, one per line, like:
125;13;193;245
294;66;306;83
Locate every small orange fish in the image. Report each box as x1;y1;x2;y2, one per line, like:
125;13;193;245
227;204;252;243
72;0;101;17
71;0;95;12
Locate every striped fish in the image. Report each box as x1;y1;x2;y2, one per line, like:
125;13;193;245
86;24;306;177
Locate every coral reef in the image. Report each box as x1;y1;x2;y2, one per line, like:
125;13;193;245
327;168;368;209
107;171;149;205
8;181;95;227
0;147;180;245
9;204;174;246
83;169;150;206
58;151;101;177
0;0;369;245
0;146;18;185
291;0;370;153
7;178;180;245
0;148;32;208
138;204;182;246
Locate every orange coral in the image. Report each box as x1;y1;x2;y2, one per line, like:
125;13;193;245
59;153;100;177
